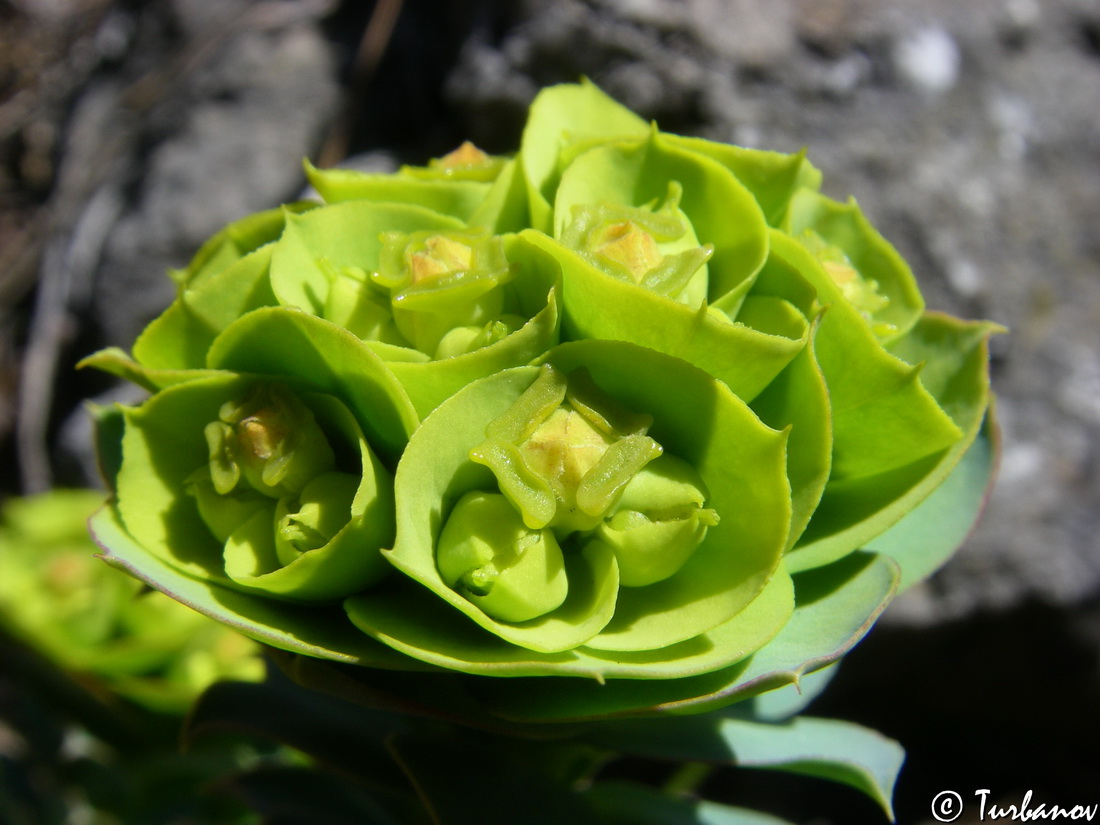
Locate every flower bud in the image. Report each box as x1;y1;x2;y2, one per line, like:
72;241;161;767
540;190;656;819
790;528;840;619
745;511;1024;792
185;470;270;544
595;454;719;586
433;315;526;360
560;181;714;307
274;471;360;566
799;229;895;337
470;364;663;535
372;228;515;356
204;383;336;498
436;491;568;623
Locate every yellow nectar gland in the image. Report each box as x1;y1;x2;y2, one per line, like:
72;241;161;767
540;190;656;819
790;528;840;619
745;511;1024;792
408;235;475;284
592;221;663;283
236;410;289;462
520;406;613;499
438;140;492;170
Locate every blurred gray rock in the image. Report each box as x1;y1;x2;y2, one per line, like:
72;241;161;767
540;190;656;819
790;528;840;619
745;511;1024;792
86;0;340;348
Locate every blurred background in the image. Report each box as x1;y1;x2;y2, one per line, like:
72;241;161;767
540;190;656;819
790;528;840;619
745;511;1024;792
2;0;1099;822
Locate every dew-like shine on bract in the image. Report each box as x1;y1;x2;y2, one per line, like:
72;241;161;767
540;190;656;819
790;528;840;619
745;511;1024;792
82;79;999;724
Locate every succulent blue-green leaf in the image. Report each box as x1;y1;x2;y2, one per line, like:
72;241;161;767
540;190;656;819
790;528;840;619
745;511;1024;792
206;307;419;462
740;662;838;721
553;130;770;310
522;230;805;402
269;200;464;316
89;504;417;667
785;189;923;342
590;714;904;820
661;133;821;226
790;313;1000;572
763;231;961;479
379;232;563;416
584;782;797;825
477;552;895;722
520;79;649;232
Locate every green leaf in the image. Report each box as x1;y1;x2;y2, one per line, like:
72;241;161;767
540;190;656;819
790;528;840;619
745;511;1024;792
750;320;831;550
865;399;999;591
790;313;999;572
585;782;797;825
544;342;790;652
378;232;563;417
660;134;820;226
761;231;961;480
346;562;792;680
206;307;419;463
522;230;806;403
130;244;278;373
520;79;649;232
589;714;904;820
349;340;790;677
553;130;770;308
173;201;317;290
306;161;495;221
269;200;464;316
785;189;924;342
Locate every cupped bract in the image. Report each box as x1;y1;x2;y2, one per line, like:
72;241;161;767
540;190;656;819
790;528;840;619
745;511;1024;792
345;339;795;679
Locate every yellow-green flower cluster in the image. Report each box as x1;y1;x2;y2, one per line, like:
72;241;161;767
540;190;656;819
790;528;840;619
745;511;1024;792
81;81;998;722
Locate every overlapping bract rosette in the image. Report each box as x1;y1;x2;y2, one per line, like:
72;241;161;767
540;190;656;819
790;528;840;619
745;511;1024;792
84;80;998;725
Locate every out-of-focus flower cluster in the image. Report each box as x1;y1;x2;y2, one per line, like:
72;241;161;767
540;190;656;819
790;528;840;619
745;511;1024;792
0;489;263;712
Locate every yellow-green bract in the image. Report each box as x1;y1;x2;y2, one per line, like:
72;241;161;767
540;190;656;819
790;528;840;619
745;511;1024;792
83;80;999;723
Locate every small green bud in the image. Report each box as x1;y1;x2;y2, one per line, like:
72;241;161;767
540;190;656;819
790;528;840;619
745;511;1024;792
273;471;360;566
436;491;568;623
204;384;336;498
433;314;526;360
596;454;719;587
185;469;271;543
372;228;514;355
